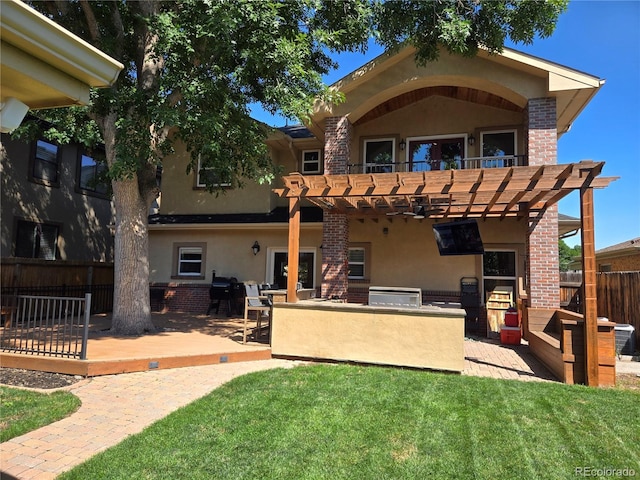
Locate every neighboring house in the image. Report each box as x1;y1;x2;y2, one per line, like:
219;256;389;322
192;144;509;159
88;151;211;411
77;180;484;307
1;132;115;262
1;0;122;264
596;238;640;272
149;45;615;337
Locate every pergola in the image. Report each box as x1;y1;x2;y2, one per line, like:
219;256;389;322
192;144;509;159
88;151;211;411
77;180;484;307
275;160;618;386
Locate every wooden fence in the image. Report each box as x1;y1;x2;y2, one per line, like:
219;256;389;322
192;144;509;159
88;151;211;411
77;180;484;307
560;271;639;350
1;258;114;314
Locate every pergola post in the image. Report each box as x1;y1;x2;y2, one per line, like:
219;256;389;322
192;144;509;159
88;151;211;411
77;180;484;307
580;186;599;386
287;197;301;303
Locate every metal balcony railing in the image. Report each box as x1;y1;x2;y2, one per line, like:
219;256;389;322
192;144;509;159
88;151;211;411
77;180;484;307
347;155;527;174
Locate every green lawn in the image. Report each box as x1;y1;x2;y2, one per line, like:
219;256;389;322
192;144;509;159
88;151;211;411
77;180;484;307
59;364;640;480
0;387;81;442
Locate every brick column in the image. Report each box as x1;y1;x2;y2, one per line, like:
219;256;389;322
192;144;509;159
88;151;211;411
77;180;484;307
321;116;351;300
526;98;560;309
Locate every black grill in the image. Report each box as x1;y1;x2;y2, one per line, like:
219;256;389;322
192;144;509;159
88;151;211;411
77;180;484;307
206;273;243;316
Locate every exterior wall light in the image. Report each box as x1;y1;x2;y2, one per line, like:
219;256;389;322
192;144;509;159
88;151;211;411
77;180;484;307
252;241;260;255
468;134;475;146
399;139;406;150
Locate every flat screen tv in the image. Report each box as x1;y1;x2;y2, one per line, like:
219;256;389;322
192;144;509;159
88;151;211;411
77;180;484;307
432;219;484;256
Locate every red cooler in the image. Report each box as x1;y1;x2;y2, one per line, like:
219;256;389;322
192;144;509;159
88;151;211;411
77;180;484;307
500;326;521;345
504;308;519;327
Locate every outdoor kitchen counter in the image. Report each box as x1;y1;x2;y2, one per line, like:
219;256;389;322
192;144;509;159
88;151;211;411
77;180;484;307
271;300;465;372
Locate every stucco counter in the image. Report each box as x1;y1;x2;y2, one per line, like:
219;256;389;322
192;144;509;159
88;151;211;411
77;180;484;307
271;300;465;372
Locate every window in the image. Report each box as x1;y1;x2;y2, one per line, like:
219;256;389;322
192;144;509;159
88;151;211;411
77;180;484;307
364;138;395;173
302;150;322;174
172;243;207;278
268;248;317;289
196;156;230;188
178;247;202;276
407;136;464;171
31;140;60;185
15;220;59;260
348;247;366;279
483;251;517;305
78;149;109;196
481;130;517;167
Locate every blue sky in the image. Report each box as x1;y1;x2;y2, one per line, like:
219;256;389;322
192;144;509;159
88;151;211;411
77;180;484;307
252;1;640;250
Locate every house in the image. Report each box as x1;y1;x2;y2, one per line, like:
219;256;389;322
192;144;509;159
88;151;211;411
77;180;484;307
1;132;115;263
149;45;615;343
596;238;640;272
0;0;122;295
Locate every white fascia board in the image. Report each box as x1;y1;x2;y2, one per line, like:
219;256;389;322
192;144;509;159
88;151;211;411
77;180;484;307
494;47;602;91
1;0;123;87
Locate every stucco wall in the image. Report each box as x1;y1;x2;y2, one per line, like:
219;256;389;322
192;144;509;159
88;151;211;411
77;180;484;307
149;226;323;285
349;216;527;293
159;141;275;215
149;216;527;300
271;301;465;372
1;134;115;261
331;49;546;120
351;95;524;163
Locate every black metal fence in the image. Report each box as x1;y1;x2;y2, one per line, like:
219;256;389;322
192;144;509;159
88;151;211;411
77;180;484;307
1;284;113;314
347;155;528;174
1;294;91;359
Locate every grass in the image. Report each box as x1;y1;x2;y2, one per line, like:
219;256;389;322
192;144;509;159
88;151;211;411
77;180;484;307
59;364;640;480
0;386;81;442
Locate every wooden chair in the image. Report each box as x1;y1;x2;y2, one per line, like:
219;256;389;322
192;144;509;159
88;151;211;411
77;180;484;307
243;284;272;344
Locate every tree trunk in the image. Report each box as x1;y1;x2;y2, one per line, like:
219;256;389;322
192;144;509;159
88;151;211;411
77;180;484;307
110;176;156;334
99;114;157;335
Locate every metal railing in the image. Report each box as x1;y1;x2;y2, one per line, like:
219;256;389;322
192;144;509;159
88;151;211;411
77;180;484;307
347;155;527;174
1;294;91;359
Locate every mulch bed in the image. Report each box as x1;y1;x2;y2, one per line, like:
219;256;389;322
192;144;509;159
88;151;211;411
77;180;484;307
0;368;85;390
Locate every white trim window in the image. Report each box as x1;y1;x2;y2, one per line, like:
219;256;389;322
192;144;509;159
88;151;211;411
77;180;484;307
178;246;203;276
302;149;322;174
480;130;517;168
363;138;395;173
196;155;230;188
348;247;366;279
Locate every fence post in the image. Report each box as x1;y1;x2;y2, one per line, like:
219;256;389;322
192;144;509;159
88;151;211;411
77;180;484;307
80;293;92;360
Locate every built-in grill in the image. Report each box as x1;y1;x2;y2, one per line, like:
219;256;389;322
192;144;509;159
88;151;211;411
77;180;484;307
206;272;244;316
368;286;422;309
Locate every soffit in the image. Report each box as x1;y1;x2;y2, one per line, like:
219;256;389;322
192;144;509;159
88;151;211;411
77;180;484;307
274;162;617;220
354;85;523;126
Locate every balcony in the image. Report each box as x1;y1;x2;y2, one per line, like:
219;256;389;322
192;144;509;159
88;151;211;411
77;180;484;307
347;155;528;174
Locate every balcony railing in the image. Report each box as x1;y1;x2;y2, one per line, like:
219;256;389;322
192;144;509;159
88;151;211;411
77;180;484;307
347;155;527;174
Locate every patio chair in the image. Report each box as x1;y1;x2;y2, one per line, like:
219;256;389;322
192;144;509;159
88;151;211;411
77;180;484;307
243;283;272;344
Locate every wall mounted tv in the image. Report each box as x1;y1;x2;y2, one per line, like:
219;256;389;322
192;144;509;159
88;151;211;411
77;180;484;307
432;219;484;256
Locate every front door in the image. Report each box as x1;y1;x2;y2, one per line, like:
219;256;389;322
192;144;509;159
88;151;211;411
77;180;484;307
408;137;465;171
272;251;315;289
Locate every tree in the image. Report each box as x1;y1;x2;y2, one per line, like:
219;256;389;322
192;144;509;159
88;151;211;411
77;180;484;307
559;239;582;272
18;0;568;334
